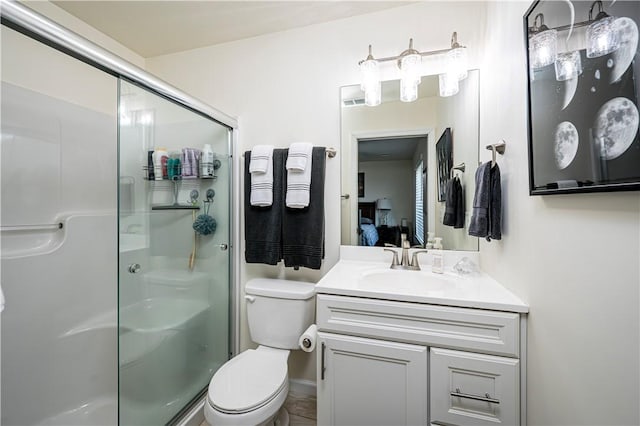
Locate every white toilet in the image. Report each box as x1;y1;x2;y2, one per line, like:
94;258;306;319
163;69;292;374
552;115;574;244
204;278;316;426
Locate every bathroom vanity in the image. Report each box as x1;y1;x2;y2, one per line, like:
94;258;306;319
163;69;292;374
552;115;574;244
315;249;528;426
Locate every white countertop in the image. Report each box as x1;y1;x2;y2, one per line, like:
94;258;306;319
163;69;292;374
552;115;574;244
315;259;529;314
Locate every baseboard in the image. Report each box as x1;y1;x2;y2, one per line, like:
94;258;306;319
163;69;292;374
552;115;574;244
289;379;317;397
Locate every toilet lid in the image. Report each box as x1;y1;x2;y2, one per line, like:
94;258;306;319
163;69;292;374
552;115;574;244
208;349;288;414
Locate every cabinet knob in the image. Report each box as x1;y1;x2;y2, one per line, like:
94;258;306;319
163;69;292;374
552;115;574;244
219;243;228;251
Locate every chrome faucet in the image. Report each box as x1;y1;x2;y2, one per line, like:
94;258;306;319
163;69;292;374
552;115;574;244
383;233;428;271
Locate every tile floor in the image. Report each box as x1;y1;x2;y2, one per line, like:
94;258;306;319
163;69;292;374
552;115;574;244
198;391;317;426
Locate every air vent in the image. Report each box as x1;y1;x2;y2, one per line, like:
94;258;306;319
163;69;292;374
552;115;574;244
342;98;366;107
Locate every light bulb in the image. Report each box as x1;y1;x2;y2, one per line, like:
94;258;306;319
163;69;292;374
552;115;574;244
360;58;381;107
400;78;418;102
439;73;459;97
554;51;583;81
586;16;620;58
529;29;558;68
447;47;468;80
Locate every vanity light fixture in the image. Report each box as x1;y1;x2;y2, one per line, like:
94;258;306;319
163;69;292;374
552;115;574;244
360;45;381;107
528;1;620;80
358;32;468;105
528;13;558;69
399;39;421;102
586;0;619;58
554;51;583;81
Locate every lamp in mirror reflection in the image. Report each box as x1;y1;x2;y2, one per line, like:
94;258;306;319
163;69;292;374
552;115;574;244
357;32;468;105
529;13;558;69
376;198;392;225
586;0;619;58
360;45;381;107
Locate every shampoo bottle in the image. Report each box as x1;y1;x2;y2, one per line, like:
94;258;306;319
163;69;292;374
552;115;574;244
201;144;214;178
153;147;168;181
432;237;444;274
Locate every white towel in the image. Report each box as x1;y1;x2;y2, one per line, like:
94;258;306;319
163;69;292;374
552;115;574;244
286;142;313;171
249;145;274;173
250;146;274;206
286;149;313;208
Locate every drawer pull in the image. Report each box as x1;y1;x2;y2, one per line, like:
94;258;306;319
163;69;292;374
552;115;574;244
321;342;326;380
450;388;500;404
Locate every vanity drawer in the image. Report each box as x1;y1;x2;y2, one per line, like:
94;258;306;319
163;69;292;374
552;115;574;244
430;347;519;426
316;294;520;357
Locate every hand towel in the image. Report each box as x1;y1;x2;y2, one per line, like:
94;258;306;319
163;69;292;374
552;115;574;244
283;147;326;269
249;145;274;173
244;149;286;265
286;150;313;208
250;145;274;206
443;177;464;229
468;162;501;241
286;142;313;171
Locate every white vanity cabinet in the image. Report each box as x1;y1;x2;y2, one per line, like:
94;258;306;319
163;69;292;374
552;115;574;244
315;293;527;426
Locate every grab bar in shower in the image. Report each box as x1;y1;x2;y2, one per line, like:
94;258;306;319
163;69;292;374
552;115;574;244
0;222;64;232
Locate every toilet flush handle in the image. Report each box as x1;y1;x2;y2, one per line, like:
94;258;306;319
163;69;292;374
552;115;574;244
245;295;256;303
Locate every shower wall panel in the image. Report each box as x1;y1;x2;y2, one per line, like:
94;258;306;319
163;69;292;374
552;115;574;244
1;26;118;425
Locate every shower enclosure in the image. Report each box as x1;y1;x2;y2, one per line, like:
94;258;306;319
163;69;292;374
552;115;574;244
1;3;236;425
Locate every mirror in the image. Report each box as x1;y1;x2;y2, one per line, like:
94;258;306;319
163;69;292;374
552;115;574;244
340;70;480;251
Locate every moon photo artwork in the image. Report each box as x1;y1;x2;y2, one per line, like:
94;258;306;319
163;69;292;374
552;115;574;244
525;0;640;195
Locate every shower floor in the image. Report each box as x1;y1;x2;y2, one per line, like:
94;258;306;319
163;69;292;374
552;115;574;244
36;396;117;426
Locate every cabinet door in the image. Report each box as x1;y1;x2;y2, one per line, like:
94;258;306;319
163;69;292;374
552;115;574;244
317;332;428;426
430;348;519;426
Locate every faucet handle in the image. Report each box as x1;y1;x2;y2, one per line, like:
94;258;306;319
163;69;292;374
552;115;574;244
384;243;397;248
410;250;429;269
383;248;400;267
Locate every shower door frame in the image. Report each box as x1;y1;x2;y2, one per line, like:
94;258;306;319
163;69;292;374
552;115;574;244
1;1;241;423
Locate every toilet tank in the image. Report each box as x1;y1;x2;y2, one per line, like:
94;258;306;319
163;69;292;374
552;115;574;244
245;279;316;350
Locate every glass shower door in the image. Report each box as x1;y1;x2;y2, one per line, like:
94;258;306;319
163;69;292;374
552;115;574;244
118;79;231;425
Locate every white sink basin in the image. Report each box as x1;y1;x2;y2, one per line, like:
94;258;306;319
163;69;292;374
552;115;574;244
358;268;454;293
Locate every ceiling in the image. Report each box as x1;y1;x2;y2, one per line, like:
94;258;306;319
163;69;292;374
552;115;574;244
358;136;426;162
53;1;412;58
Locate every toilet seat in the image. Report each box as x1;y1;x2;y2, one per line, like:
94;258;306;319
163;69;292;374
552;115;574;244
208;348;289;414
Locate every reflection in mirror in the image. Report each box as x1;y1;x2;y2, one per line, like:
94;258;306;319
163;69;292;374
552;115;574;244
340;70;480;251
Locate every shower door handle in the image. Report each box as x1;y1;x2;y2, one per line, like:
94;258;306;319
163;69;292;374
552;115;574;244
128;264;141;274
219;243;228;251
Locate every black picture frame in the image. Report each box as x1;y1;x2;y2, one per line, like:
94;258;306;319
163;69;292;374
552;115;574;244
524;0;640;195
436;128;453;201
358;172;365;198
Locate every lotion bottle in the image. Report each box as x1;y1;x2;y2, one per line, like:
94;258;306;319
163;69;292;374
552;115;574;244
432;237;444;274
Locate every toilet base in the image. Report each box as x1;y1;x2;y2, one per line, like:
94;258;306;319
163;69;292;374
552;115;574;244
274;407;289;426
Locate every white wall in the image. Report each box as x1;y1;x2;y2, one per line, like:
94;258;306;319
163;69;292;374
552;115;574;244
433;71;480;251
147;1;487;382
479;2;639;425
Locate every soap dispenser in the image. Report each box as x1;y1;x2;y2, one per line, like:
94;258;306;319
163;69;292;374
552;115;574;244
432;237;444;274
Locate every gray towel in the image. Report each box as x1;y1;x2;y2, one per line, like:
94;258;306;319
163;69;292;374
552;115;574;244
282;147;326;269
443;177;464;229
469;162;501;241
244;149;286;264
